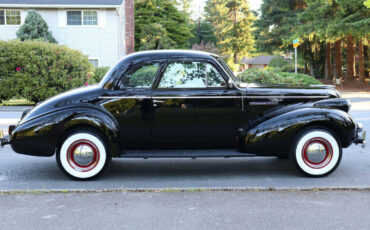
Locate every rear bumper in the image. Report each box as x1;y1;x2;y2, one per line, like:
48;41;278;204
354;123;366;148
0;130;10;147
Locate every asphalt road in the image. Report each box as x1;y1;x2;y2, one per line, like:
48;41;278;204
0;95;369;191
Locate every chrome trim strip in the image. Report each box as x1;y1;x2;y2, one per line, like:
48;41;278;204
99;95;329;99
153;96;242;99
99;96;151;99
245;96;329;99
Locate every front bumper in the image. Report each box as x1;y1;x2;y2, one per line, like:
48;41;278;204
354;123;366;148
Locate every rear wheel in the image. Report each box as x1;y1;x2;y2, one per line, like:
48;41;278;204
57;131;110;180
291;128;342;177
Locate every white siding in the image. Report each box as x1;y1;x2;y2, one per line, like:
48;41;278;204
0;7;125;67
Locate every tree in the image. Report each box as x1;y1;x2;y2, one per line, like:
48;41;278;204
16;10;57;43
138;23;175;50
365;0;370;8
205;0;255;64
189;20;218;47
178;0;193;15
134;0;193;50
255;0;305;53
327;0;370;81
296;0;369;81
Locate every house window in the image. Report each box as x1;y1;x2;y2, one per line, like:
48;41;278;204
0;10;21;25
89;59;99;68
83;11;98;25
67;10;98;26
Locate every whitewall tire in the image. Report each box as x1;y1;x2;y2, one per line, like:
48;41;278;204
292;129;342;177
57;131;109;180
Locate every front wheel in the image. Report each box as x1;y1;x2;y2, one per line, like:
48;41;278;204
57;131;110;180
291;128;342;177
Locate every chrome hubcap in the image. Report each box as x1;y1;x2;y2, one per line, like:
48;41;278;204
67;140;100;172
302;137;333;169
72;144;95;166
305;143;327;164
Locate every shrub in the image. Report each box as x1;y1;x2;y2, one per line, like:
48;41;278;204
239;69;295;85
269;57;290;68
280;64;305;73
277;72;322;85
0;40;94;103
93;66;110;82
239;68;321;86
16;10;57;43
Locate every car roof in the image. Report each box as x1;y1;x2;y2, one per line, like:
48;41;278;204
124;50;220;61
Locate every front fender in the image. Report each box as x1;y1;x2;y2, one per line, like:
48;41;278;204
10;105;119;157
241;107;356;155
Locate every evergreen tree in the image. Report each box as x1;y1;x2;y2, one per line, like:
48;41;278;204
135;0;193;50
189;20;217;46
298;0;369;81
16;10;57;43
255;0;305;53
138;23;176;50
205;0;255;65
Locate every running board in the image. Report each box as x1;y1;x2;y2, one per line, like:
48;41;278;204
119;149;255;158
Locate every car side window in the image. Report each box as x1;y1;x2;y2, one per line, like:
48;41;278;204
206;63;226;87
158;62;226;88
118;63;160;89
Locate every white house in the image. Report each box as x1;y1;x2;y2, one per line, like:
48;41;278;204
0;0;135;67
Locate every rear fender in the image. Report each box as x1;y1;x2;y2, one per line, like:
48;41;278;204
241;108;356;155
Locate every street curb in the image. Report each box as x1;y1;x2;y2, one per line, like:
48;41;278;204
1;186;370;194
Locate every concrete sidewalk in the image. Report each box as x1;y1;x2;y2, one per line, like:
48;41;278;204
1;190;370;230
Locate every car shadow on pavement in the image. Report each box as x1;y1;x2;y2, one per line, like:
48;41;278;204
103;157;299;179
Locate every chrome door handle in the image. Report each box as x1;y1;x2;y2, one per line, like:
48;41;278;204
153;100;165;103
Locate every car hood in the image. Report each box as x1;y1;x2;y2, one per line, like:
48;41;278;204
20;85;104;124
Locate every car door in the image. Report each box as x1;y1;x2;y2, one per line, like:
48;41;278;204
102;61;162;149
151;60;241;149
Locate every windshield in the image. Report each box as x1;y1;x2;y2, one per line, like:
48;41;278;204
214;56;240;85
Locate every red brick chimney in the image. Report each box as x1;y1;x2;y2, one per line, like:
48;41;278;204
125;0;135;54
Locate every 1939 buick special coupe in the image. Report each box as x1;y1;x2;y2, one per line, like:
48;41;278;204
0;50;366;180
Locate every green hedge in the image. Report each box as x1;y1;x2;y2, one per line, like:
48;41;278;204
268;57;290;68
0;40;95;103
93;66;110;82
239;68;321;86
280;64;305;73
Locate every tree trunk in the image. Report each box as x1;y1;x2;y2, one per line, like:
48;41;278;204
346;35;354;81
353;39;357;77
325;43;333;80
233;53;238;64
310;61;314;76
333;40;343;80
304;60;309;74
359;39;365;83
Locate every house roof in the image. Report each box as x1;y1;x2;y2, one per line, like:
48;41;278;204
0;0;123;7
243;56;281;65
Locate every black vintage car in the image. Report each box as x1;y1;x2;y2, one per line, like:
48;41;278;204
0;50;366;179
